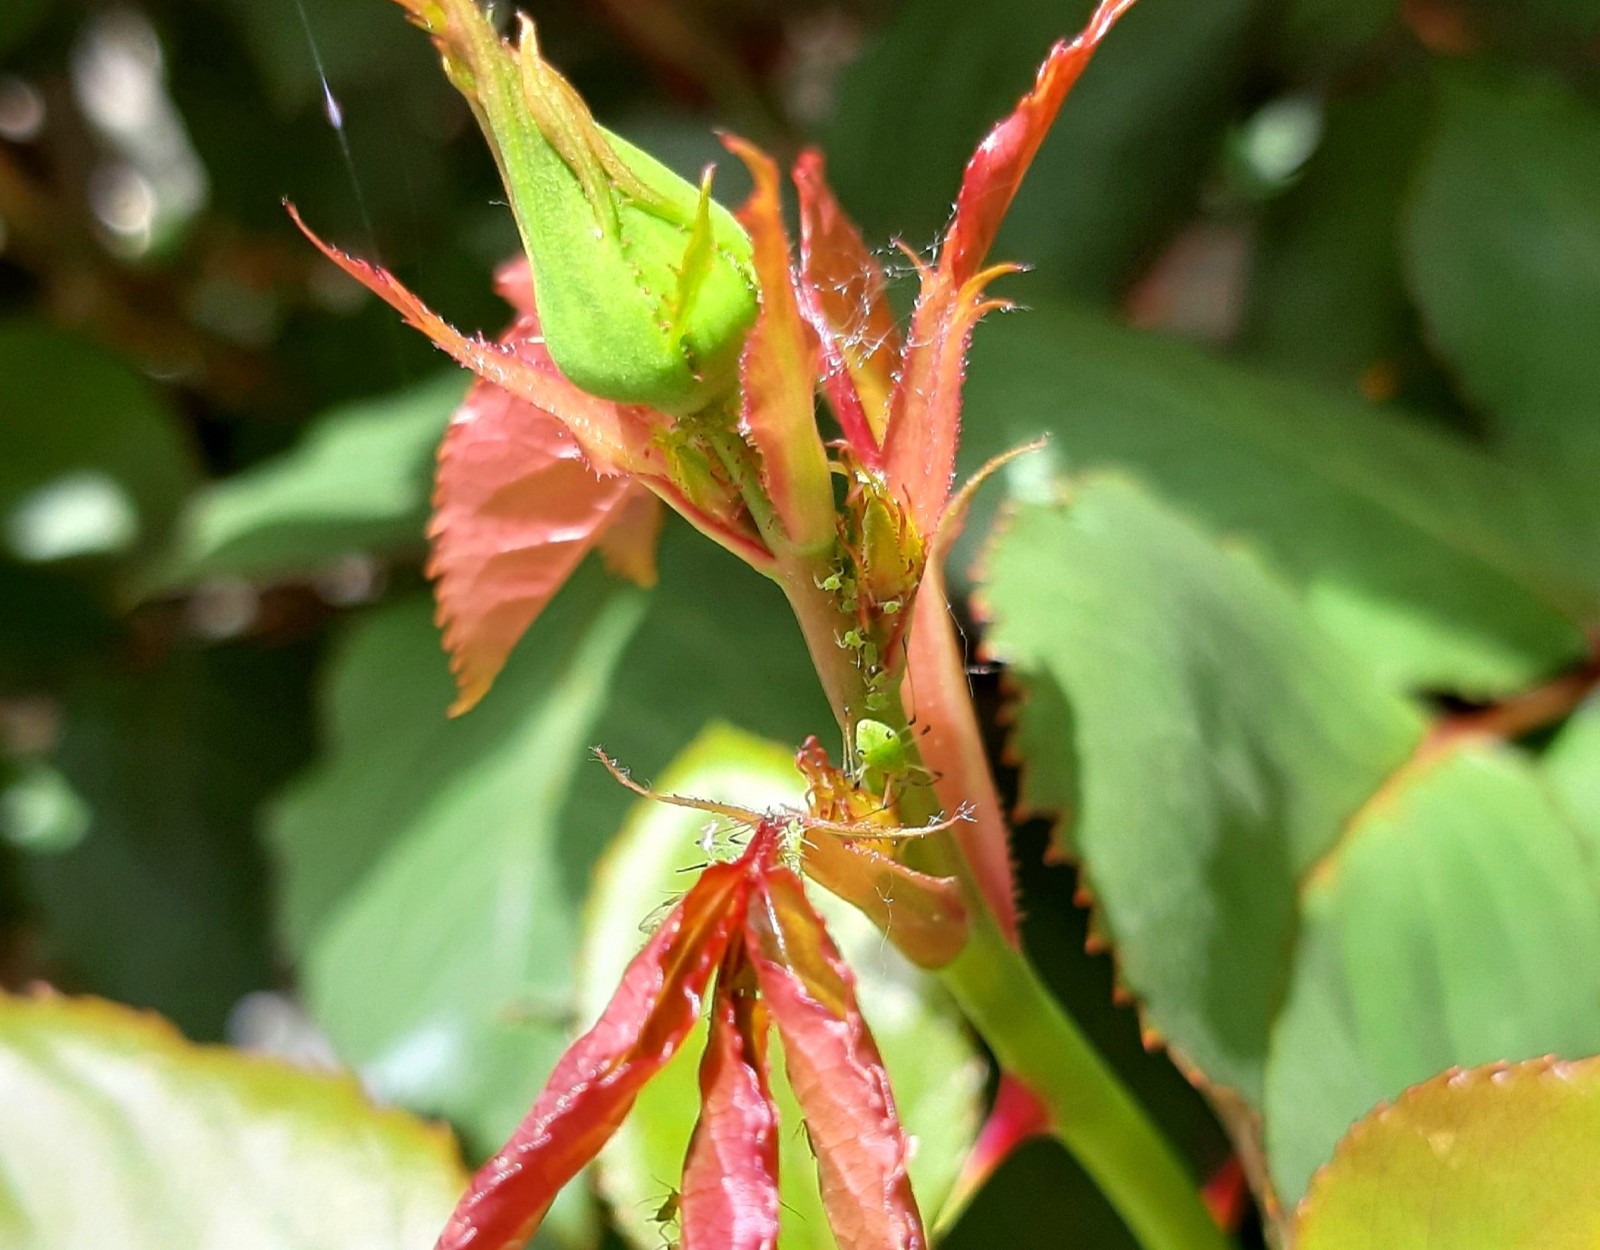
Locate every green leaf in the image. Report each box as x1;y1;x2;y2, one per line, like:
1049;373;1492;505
979;476;1423;1106
0;0;48;57
274;570;645;1160
155;372;466;589
979;478;1600;1218
0;323;197;570
1294;1055;1600;1249
1404;69;1600;473
824;0;1252;302
1544;696;1600;857
1242;76;1429;397
578;725;983;1250
959;299;1596;696
0;992;466;1249
1265;743;1600;1205
272;522;829;1237
1271;0;1399;71
17;646;312;1040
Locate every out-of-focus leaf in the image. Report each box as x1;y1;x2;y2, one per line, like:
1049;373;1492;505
824;0;1253;303
1265;743;1600;1205
0;323;197;569
1242;77;1428;397
580;726;983;1250
0;0;48;56
1544;697;1600;856
958;299;1596;696
273;570;644;1169
1294;1056;1600;1249
18;646;312;1040
212;0;436;113
156;373;466;588
1405;70;1600;473
0;760;90;855
1272;0;1398;71
0;992;466;1249
979;476;1422;1105
273;521;827;1243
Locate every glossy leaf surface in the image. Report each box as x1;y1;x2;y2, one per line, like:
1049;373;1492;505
980;476;1422;1105
981;476;1600;1222
1295;1057;1600;1249
959;300;1596;696
0;993;466;1249
1265;742;1600;1204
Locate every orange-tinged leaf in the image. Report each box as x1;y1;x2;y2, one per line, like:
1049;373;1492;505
793;149;899;454
724;136;836;553
902;486;1020;941
429;335;658;714
680;974;781;1250
596;488;665;587
800;832;967;969
746;868;927;1250
437;857;751;1250
940;0;1141;286
1295;1056;1600;1250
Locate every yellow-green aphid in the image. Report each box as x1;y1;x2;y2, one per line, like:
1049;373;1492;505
854;717;914;799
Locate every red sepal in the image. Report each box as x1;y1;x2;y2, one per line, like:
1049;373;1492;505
940;0;1139;286
435;857;752;1250
724;137;836;553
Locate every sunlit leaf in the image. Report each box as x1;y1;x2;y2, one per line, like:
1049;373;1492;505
979;476;1422;1105
1294;1056;1600;1249
959;300;1596;696
1265;742;1600;1204
0;992;466;1249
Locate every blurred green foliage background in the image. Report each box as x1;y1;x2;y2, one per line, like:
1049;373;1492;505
3;0;1600;1246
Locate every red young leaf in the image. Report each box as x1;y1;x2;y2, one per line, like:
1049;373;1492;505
429;332;658;714
793;150;900;458
595;487;665;587
880;0;1138;542
724;135;837;554
940;0;1140;286
436;857;752;1250
746;867;927;1250
680;970;781;1250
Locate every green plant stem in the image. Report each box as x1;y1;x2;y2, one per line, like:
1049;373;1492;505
941;895;1232;1250
785;588;1230;1250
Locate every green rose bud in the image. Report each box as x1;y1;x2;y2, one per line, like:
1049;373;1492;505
397;0;757;415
